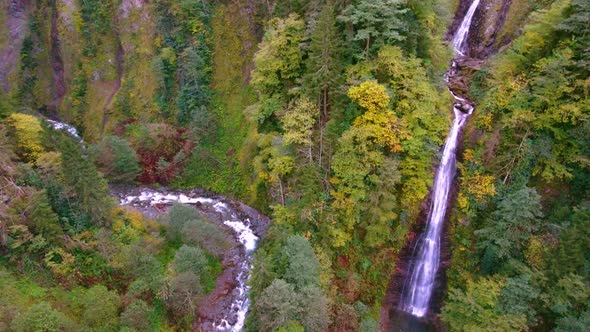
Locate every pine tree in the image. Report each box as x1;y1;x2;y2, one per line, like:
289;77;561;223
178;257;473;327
304;4;343;122
60;138;112;227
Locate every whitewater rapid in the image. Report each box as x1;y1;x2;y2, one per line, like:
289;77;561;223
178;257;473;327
45;117;263;331
119;189;258;331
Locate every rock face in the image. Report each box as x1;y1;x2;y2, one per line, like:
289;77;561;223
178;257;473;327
450;0;540;59
0;0;30;92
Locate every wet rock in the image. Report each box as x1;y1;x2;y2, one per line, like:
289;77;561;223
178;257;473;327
109;184;270;332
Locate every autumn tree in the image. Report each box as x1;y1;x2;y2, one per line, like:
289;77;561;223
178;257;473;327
348;80;404;152
441;278;527;331
6;113;44;162
251;14;305;123
281;97;317;162
90;135;140;183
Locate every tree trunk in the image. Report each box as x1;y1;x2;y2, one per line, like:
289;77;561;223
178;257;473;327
278;178;285;206
323;87;328;120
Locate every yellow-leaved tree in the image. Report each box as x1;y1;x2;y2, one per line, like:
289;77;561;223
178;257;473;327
347;81;406;152
6;113;44;162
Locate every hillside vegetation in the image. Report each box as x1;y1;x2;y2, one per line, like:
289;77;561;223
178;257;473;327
0;0;588;331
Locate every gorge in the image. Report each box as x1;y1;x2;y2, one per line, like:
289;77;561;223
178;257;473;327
1;0;588;331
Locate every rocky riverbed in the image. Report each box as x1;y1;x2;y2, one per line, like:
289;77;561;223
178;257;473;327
110;185;270;332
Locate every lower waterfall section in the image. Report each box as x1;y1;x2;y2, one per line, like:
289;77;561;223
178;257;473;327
399;106;472;317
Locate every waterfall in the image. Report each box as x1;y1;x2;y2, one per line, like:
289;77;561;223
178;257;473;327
452;0;481;56
399;0;479;318
400;106;472;317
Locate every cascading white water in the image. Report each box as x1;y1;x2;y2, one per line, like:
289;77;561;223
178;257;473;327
46;118;260;331
46;119;84;143
400;106;472;317
400;0;479;318
452;0;481;56
120;190;259;331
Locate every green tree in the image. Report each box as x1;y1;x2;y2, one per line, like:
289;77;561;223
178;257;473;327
476;186;543;269
304;4;343;127
173;245;208;276
11;302;73;332
441;278;527;331
29;191;63;243
120;300;152;331
167;204;199;241
59;139;112;227
298;285;330;332
359;317;379;332
182;218;229;256
164;272;203;319
280;235;320;290
79;285;120;331
548;205;590;279
339;0;409;57
255;279;299;332
554;310;590;332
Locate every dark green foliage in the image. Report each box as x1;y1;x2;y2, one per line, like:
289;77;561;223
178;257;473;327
59;138;112;227
279;235;320;290
498;274;540;325
17;36;38;105
29;191;63;243
554;310;590;332
475;186;543;270
176;47;212;126
304;4;344;118
548;204;590;280
338;0;410;58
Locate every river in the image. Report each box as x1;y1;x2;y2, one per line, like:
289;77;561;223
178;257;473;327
46;118;268;332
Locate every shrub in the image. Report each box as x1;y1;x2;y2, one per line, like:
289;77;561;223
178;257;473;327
172;245;208;276
167;204;199;241
11;302;74;332
90;135;140;183
120;300;152;331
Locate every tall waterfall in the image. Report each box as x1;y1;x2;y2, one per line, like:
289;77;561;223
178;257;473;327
452;0;481;56
399;0;480;318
